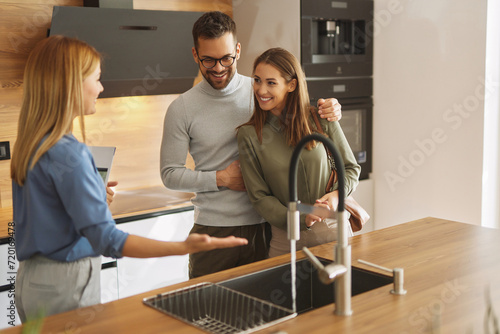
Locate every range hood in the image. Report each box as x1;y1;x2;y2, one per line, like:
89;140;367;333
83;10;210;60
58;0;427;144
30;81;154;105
49;6;202;98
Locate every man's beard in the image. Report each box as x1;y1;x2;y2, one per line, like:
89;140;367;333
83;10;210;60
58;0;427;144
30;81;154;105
201;65;235;90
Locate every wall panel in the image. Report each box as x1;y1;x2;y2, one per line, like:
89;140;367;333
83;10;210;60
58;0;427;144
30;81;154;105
0;0;231;207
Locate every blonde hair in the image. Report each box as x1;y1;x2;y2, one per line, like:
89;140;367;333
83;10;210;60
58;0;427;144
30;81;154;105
11;35;101;185
238;47;316;150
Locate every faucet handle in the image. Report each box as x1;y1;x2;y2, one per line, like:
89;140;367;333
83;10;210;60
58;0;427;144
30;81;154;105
302;247;325;271
303;247;347;285
357;259;407;295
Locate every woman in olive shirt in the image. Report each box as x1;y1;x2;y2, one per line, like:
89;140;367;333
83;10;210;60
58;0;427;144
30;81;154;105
237;48;360;257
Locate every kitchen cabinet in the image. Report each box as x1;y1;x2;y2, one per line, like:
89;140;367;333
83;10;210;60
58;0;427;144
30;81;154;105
114;210;194;299
100;257;118;303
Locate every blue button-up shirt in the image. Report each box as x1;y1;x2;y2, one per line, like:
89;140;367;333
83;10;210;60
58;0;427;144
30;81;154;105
13;134;128;262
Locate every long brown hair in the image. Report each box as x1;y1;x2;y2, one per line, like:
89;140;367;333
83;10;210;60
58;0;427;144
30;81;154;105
239;47;316;149
11;35;101;185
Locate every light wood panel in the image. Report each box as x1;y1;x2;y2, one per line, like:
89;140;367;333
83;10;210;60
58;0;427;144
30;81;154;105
0;0;84;208
72;94;183;191
0;1;83;85
0;207;14;239
134;0;232;15
0;88;22;207
0;0;231;207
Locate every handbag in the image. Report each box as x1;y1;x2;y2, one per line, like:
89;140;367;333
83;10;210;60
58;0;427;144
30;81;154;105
310;109;370;232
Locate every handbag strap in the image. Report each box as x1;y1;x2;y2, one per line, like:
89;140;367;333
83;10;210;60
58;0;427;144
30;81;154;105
310;109;337;164
310;109;338;182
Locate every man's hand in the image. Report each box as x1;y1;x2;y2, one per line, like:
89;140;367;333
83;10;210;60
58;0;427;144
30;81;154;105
317;98;342;122
106;181;118;206
216;160;246;191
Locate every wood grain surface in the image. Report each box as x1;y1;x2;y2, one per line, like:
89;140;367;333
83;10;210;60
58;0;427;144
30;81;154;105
1;217;499;333
0;0;230;208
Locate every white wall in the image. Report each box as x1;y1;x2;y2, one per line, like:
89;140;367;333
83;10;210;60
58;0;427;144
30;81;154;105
234;0;497;228
482;0;500;228
373;0;489;228
233;0;300;77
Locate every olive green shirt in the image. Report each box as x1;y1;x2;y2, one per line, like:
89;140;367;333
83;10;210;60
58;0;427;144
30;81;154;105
237;113;360;231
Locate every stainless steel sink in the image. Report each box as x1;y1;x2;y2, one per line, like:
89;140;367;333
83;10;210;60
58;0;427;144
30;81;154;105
219;257;393;314
143;258;391;333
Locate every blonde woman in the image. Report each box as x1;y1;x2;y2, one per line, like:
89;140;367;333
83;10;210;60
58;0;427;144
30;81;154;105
11;35;247;322
237;48;360;257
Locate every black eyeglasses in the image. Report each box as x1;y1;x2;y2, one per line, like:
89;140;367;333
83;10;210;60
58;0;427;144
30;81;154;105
196;44;238;69
198;54;237;69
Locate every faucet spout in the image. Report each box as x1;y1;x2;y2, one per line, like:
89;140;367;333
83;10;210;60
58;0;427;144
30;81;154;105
288;133;352;316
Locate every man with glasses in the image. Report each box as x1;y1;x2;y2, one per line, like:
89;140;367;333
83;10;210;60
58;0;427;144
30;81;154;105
160;11;342;278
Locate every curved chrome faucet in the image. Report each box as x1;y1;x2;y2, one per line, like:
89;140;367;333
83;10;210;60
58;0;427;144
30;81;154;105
288;133;352;316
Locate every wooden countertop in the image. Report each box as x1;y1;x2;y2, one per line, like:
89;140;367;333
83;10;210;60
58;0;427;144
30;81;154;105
0;186;194;242
2;217;499;333
108;186;194;220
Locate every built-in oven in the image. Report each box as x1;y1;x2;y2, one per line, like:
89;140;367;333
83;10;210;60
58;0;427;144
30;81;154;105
337;98;372;180
307;78;372;180
302;0;374;180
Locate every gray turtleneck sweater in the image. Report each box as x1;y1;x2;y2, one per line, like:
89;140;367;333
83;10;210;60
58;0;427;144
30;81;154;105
160;73;263;227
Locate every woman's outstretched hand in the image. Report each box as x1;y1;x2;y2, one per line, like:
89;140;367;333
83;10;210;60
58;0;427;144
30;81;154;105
183;234;248;254
121;234;248;258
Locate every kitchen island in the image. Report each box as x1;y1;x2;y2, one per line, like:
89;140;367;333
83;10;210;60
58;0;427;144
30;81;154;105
1;217;499;333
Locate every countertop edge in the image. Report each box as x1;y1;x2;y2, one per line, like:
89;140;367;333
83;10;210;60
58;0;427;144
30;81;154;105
0;192;195;244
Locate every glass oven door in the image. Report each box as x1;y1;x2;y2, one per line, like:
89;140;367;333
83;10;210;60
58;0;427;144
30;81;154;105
339;99;372;180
